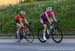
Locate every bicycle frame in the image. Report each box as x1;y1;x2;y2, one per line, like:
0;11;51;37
17;23;34;43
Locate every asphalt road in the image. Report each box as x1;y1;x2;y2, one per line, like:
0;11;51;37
0;38;75;51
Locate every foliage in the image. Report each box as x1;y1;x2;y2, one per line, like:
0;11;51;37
0;0;75;35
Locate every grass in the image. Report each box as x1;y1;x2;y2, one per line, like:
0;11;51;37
0;0;75;35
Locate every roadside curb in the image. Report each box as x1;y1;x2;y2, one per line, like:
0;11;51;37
0;36;75;39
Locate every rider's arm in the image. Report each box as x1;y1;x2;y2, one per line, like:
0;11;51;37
46;17;51;24
52;12;57;22
45;12;51;24
25;19;29;25
53;16;57;22
19;18;24;26
24;17;29;25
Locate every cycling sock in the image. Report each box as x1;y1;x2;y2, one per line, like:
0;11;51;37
16;31;19;37
16;31;19;34
43;32;47;40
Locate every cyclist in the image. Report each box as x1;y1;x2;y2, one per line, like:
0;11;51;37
14;11;29;42
40;7;57;40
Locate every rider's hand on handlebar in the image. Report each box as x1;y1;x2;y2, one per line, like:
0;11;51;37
27;22;32;28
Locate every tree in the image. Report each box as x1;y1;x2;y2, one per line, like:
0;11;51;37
20;0;34;3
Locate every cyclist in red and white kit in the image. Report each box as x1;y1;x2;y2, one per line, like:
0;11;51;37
14;11;29;38
40;7;57;40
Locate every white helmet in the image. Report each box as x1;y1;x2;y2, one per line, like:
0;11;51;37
46;7;53;12
20;11;26;15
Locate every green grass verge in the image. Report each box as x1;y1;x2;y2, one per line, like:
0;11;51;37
0;0;75;35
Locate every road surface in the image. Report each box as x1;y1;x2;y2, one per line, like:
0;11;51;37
0;38;75;51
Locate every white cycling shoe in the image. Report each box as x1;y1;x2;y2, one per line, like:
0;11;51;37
43;36;47;40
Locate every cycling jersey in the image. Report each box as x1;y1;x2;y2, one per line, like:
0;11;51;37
45;11;55;17
40;11;55;24
14;15;26;23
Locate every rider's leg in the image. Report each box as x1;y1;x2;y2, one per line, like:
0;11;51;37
16;23;22;38
24;25;29;32
16;23;22;33
22;25;29;37
16;23;23;42
40;18;47;40
43;24;47;40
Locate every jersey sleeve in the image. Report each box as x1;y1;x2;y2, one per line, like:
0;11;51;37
17;15;22;21
51;11;55;17
44;11;48;18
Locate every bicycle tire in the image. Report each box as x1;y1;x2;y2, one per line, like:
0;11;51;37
25;31;34;43
51;27;63;43
37;28;47;43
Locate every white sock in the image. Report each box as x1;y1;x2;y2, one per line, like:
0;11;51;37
43;32;47;40
16;31;19;34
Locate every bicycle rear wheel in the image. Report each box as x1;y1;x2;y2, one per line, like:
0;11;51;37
37;28;47;43
51;27;63;43
25;31;34;43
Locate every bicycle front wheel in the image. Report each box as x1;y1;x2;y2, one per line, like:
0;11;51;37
37;28;47;43
51;28;63;43
25;31;34;43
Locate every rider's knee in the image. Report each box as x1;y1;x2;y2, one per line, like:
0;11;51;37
43;24;47;29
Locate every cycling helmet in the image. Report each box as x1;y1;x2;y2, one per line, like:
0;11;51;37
46;7;53;12
20;11;26;15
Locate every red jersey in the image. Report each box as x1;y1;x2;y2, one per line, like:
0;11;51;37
14;15;26;23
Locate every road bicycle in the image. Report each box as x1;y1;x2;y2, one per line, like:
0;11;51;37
38;21;63;43
16;23;34;43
